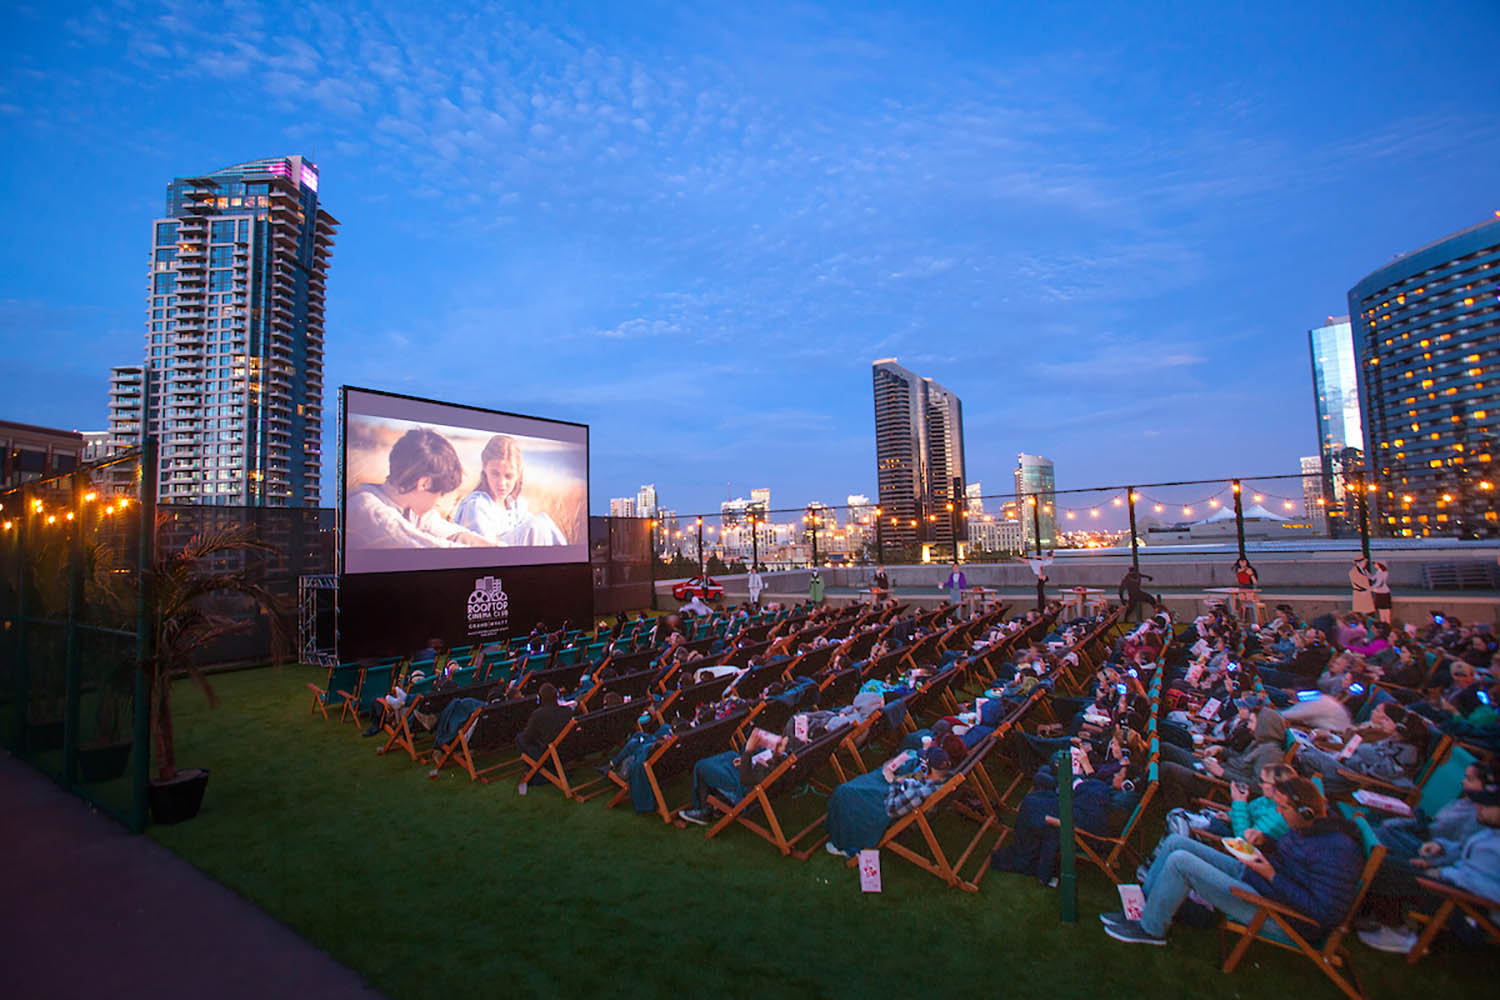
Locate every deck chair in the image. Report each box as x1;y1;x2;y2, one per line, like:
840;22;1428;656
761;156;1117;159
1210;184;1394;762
858;728;1015;890
516;660;591;698
1405;876;1500;962
345;663;394;722
1219;815;1385;1000
428;697;537;782
606;710;750;822
704;722;854;856
657;672;738;723
579;667;659;710
307;662;363;721
374;678;496;761
517;700;648;800
818;667;862;708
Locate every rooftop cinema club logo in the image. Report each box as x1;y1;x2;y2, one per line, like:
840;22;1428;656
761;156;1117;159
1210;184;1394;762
466;575;509;638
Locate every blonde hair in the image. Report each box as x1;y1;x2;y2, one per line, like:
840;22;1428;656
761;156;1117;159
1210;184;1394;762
477;435;525;503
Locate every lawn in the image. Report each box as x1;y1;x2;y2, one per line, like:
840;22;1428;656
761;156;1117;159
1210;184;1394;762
149;667;1496;999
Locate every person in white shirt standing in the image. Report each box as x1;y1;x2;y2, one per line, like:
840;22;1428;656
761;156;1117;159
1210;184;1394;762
346;428;487;551
747;566;765;606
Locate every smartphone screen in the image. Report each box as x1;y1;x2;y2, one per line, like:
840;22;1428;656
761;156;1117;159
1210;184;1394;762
1296;690;1320;702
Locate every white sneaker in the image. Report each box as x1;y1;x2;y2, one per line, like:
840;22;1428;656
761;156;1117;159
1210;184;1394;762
517;782;528;796
825;842;849;858
1357;925;1418;954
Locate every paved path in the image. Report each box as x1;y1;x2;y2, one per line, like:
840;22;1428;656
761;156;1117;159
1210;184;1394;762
0;753;383;999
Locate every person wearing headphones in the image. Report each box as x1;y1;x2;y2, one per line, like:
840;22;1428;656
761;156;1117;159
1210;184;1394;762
1101;776;1362;946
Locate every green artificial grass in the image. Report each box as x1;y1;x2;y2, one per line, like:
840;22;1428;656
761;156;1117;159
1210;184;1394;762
150;668;1496;999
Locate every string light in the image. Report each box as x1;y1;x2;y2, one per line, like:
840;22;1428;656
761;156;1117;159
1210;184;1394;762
1090;508;1099;518
1252;494;1263;503
1153;504;1163;513
1066;511;1076;519
1182;506;1193;516
1209;499;1220;508
1112;497;1122;506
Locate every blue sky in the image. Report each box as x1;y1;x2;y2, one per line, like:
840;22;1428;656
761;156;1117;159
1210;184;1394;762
3;0;1498;519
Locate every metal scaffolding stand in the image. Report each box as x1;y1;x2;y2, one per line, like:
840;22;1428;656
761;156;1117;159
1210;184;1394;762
297;573;339;667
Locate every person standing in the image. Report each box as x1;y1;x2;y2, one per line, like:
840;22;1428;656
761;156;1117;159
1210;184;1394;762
1119;565;1157;622
1231;555;1259;625
1349;556;1375;616
1369;558;1392;624
808;569;825;605
1027;551;1053;614
747;565;764;607
939;563;968;607
871;564;891;604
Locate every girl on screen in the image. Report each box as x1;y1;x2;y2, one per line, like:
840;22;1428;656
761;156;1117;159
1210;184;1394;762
452;434;568;546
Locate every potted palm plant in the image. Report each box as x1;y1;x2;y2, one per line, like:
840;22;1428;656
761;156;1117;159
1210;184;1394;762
145;516;288;824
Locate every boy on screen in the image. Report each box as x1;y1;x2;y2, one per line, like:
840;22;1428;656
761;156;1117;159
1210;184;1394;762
452;434;567;546
347;428;488;550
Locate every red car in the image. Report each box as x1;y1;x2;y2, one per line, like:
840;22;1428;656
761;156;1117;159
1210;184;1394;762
672;576;724;601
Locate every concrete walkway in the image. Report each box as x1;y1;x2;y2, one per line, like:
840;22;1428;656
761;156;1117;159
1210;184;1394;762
0;753;383;999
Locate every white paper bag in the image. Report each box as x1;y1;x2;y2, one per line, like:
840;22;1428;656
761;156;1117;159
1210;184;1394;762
858;849;882;893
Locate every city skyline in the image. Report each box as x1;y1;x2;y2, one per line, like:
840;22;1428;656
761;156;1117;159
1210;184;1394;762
2;1;1499;517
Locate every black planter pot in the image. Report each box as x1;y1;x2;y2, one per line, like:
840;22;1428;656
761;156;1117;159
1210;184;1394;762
148;768;210;825
78;742;133;783
26;721;65;753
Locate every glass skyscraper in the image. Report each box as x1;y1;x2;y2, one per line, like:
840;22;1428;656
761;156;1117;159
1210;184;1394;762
1307;316;1364;537
1013;453;1057;551
1348;215;1500;538
139;155;337;506
872;359;967;551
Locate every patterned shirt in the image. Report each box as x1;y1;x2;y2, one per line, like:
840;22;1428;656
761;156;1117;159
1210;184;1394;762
884;776;939;819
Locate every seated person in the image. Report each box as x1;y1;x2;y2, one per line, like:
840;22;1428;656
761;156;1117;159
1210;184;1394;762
1144;764;1295;865
991;747;1144;886
1294;702;1430;792
515;684;574;792
1357;762;1500;952
824;747;954;857
1375;761;1484;862
1278;674;1354;732
1159;707;1287;809
677;726;794;826
1101;777;1363;946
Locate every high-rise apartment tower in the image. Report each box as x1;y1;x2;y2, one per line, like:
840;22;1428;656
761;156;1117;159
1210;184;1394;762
1348;216;1500;538
138;155;336;506
871;359;967;551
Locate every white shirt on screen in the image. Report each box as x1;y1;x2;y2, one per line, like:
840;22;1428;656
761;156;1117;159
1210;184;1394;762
346;483;468;550
452;490;567;546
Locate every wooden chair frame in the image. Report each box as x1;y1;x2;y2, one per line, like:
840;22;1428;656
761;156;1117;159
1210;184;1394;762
1218;831;1385;1000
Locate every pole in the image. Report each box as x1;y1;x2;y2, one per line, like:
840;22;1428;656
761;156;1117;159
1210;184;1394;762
696;518;704;577
751;517;760;572
1356;470;1371;562
875;509;884;565
1127;487;1139;573
63;469;85;784
810;514;819;568
131;438;156;833
1058;746;1077;922
11;483;30;754
1031;495;1042;558
648;518;658;612
1232;479;1246;561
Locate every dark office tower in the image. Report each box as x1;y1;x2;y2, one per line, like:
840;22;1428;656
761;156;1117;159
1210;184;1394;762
1307;316;1365;537
1348;216;1500;538
871;359;967;553
142;156;338;506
